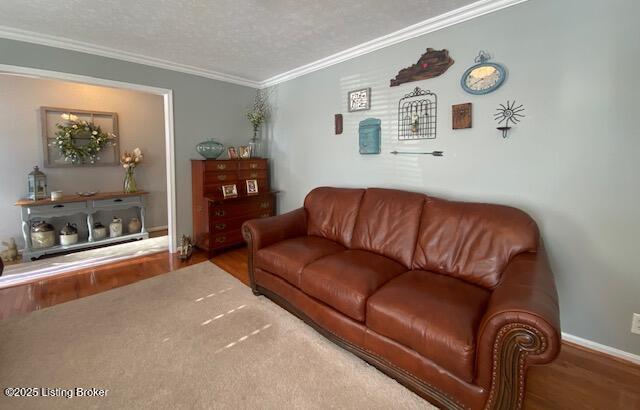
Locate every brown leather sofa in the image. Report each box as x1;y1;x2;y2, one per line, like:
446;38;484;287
242;187;560;410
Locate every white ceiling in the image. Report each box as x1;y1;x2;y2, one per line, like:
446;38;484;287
0;0;482;85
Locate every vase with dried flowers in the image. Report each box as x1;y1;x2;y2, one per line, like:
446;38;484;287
246;90;271;157
121;148;143;193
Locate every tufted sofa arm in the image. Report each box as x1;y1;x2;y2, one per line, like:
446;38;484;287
242;208;307;293
475;248;561;409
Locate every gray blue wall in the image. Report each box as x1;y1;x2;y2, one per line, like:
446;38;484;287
267;0;640;355
0;38;256;244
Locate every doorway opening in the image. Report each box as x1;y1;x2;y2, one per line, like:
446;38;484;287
0;64;176;287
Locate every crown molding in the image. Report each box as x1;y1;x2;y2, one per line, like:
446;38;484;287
0;26;261;88
0;0;527;89
259;0;529;88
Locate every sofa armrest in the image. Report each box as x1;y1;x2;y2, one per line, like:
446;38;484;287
241;208;307;293
242;207;307;251
475;248;561;410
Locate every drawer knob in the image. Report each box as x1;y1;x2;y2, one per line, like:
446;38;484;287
114;198;123;202
215;209;226;217
215;236;226;243
250;163;258;169
260;202;270;209
53;204;64;208
217;175;227;181
215;223;226;230
217;164;227;170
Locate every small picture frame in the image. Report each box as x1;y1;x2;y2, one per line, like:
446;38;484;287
348;87;371;112
239;146;251;159
222;184;238;198
227;147;238;159
246;179;259;194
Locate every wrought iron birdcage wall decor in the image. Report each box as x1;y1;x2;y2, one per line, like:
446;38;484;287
397;87;437;140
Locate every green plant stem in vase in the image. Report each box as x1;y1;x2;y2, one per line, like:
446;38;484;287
249;126;261;158
123;167;137;193
247;89;270;158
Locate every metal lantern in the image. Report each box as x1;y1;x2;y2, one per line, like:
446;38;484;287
27;166;47;200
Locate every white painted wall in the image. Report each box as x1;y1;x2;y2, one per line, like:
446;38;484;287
0;75;166;246
267;0;640;355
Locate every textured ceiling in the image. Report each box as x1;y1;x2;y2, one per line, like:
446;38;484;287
0;0;476;82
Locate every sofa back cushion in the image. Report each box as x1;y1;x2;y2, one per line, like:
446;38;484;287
351;188;425;267
304;187;365;247
412;197;539;289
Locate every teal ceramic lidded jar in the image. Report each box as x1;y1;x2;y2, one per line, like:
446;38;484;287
196;138;224;159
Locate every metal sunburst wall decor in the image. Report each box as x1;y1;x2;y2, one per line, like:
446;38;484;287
494;100;525;138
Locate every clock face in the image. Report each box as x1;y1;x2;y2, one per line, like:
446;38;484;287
461;63;506;95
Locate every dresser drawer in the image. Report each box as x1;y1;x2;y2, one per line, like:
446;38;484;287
209;197;274;220
210;212;272;233
237;169;268;180
209;230;244;249
28;201;88;215
204;171;238;183
204;161;238;171
238;160;267;170
93;196;142;208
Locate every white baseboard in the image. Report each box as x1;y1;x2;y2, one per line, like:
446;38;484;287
147;225;169;233
562;332;640;365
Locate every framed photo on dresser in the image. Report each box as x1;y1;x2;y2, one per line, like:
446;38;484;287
221;184;238;198
239;146;251;159
246;179;258;194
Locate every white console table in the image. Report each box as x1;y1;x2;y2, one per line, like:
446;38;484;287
16;191;149;262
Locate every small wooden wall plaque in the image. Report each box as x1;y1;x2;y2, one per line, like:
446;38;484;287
335;114;343;134
452;103;472;129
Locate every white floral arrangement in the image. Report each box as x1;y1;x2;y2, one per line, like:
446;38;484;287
121;148;143;169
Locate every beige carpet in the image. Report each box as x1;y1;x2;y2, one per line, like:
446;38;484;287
0;262;434;409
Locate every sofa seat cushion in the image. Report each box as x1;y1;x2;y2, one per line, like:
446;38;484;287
255;236;345;288
300;250;407;322
366;270;490;382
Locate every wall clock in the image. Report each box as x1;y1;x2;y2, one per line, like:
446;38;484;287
461;51;506;95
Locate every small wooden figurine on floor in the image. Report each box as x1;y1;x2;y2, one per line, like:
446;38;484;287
178;235;194;260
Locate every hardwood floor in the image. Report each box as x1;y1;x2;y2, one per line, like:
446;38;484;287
0;246;638;409
526;342;640;410
0;249;208;320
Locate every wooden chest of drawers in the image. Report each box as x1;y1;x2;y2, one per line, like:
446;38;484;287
191;159;276;253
